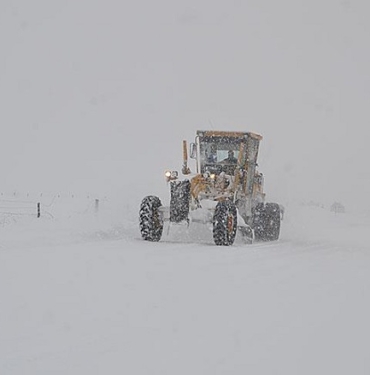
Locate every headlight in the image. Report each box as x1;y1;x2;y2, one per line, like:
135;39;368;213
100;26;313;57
165;170;178;181
203;171;215;180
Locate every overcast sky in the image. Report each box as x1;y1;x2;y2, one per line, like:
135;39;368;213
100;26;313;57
1;0;369;210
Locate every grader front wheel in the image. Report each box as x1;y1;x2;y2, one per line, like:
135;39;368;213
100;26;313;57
139;196;164;242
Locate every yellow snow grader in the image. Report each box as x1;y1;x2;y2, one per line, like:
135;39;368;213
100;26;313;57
139;130;281;245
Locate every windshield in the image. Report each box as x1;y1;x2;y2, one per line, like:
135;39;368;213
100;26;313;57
199;136;244;174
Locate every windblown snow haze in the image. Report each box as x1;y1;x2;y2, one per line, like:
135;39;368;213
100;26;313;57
1;1;370;374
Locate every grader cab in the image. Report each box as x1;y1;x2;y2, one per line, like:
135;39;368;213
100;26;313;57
139;130;281;246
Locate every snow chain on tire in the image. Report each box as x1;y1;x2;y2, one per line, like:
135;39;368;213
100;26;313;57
213;201;237;246
139;196;164;242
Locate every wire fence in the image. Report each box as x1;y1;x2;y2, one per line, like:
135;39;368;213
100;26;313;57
0;192;103;227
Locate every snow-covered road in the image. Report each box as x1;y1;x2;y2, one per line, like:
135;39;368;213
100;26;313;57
1;202;370;374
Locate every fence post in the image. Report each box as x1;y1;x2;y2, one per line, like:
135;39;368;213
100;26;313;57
95;199;99;213
37;202;41;218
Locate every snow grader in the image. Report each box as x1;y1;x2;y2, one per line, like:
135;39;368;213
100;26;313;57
139;130;281;246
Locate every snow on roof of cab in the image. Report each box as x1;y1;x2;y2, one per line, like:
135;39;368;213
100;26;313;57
196;130;262;140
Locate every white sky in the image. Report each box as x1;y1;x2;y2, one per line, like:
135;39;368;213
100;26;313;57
1;0;369;210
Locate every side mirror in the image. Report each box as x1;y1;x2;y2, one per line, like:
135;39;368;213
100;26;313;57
190;143;197;159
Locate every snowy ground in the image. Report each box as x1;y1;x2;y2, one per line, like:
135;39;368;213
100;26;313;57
1;193;370;374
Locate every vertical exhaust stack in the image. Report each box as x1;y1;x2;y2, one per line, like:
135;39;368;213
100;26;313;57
182;140;191;175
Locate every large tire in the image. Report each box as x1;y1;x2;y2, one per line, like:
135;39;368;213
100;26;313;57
253;203;280;241
139;196;164;242
213;201;237;246
264;203;281;241
253;203;266;241
170;180;190;223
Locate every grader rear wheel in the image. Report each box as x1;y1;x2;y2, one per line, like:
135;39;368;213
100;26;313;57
253;203;281;241
213;201;237;246
264;203;281;241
